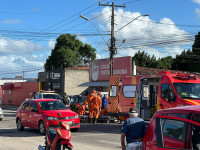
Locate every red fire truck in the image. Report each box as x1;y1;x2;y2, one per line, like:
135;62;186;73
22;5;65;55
106;71;200;120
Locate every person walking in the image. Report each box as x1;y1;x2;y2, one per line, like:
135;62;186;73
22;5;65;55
92;92;102;123
121;108;146;150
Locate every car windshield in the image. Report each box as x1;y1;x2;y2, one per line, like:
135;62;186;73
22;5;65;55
43;94;61;100
38;101;68;111
173;83;200;99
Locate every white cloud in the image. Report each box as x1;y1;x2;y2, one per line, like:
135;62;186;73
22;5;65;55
92;8;192;58
48;39;55;49
0;55;44;72
0;37;43;54
192;0;200;5
2;19;22;24
195;8;200;17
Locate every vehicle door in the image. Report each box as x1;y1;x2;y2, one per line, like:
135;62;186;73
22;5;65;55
155;115;200;150
19;101;30;127
107;76;120;114
159;83;177;109
119;76;137;115
28;102;40;128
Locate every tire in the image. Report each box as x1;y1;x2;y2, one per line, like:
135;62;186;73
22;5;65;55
16;118;24;131
38;120;46;135
0;118;2;121
71;128;78;132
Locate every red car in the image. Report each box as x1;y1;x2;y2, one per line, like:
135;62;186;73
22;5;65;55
143;105;200;150
16;99;80;135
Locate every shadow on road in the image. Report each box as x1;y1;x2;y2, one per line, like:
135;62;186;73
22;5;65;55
0;128;45;137
78;123;122;134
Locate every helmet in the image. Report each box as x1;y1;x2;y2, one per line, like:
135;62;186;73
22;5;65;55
92;90;96;94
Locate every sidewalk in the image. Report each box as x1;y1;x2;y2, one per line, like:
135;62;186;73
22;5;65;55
0;104;19;111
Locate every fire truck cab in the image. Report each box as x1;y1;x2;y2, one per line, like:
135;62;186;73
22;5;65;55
107;71;200;120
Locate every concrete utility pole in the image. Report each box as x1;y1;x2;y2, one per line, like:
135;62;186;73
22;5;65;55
99;2;125;76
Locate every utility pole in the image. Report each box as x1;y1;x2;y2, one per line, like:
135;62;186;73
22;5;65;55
99;2;125;76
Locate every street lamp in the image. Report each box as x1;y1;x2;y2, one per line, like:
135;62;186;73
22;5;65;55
80;15;109;48
116;14;149;33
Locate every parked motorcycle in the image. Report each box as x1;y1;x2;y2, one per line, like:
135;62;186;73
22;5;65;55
38;113;73;150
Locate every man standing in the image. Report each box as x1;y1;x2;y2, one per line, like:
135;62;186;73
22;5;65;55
87;91;95;123
91;92;102;123
101;94;108;109
62;93;70;107
121;108;146;150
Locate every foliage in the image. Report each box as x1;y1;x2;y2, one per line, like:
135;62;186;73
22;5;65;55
133;51;172;69
44;33;96;71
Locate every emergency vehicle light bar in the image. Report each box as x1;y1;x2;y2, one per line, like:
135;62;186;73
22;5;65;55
158;71;196;80
173;74;196;80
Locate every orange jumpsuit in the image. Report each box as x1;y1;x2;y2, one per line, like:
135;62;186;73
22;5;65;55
92;95;102;119
77;104;87;116
87;93;94;119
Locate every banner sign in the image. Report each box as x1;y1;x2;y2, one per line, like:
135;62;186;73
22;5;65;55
89;56;132;81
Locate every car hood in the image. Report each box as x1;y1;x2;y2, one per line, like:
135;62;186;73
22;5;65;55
42;109;77;117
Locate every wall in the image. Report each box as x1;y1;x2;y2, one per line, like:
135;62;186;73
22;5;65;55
64;68;89;95
2;82;39;105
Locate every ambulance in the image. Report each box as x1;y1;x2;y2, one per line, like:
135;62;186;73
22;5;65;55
106;71;200;120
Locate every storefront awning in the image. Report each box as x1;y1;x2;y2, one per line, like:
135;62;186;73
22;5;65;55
2;83;14;90
79;81;121;87
79;81;110;87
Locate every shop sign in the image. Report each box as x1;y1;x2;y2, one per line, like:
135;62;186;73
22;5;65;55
89;56;131;81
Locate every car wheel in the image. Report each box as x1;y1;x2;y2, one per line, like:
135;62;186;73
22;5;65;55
71;128;78;132
38;120;46;135
16;118;24;131
0;118;2;121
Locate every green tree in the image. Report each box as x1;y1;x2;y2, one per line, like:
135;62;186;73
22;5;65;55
44;34;96;71
172;49;193;71
133;51;151;67
191;32;200;72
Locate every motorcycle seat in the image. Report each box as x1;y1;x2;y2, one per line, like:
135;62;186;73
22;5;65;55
47;129;57;141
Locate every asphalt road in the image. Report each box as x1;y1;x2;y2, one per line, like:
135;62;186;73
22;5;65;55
0;107;122;150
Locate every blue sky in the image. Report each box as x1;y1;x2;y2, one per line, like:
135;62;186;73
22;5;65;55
0;0;200;78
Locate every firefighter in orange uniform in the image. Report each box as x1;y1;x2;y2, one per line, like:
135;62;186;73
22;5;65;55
77;102;88;116
87;91;95;123
92;92;102;123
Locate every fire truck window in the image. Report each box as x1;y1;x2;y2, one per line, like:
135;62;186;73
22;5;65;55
161;84;176;102
143;86;149;98
162;119;185;141
110;85;117;97
123;85;136;98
